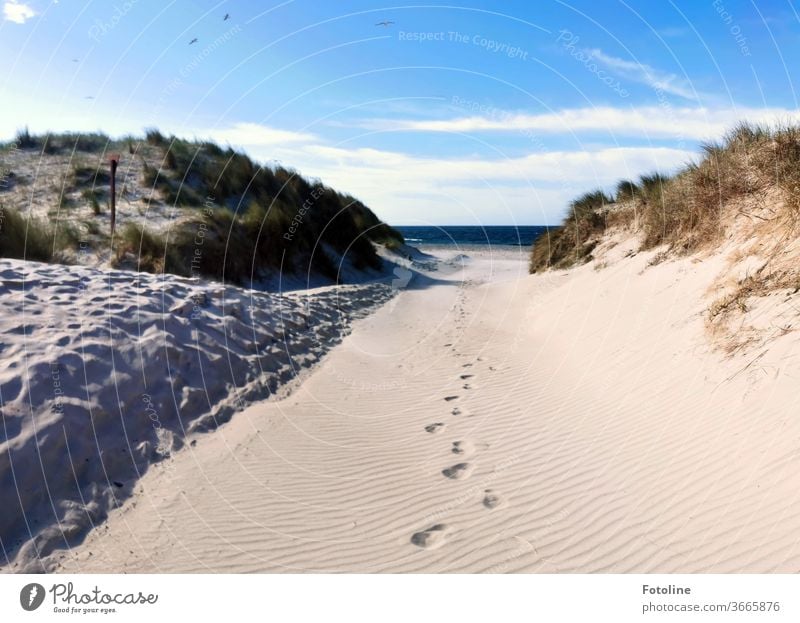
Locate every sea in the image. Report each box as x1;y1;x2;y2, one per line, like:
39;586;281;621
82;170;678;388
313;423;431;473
396;225;549;248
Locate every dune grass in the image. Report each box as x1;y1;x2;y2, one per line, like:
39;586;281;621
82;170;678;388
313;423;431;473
10;128;111;155
93;131;402;282
528;189;612;272
615;179;640;203
0;204;81;262
114;222;183;275
4;128;404;283
530;121;800;272
114;195;387;284
128;135;400;281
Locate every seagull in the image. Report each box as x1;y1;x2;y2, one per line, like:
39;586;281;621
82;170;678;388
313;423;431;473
223;13;230;21
84;96;95;99
189;38;198;45
72;58;79;62
375;20;394;27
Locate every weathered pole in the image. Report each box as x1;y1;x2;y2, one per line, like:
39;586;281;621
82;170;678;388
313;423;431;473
109;154;120;237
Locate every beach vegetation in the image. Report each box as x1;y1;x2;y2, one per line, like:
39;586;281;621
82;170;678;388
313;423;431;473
615;179;640;203
0;204;80;262
529;189;612;272
4;129;403;284
114;222;184;276
531;121;800;272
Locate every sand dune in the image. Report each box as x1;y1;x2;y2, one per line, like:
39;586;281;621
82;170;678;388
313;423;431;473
0;258;397;572
38;238;800;573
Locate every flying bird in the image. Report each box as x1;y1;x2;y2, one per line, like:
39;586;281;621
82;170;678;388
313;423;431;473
84;96;95;99
72;58;79;63
189;38;198;45
223;13;230;21
375;20;395;27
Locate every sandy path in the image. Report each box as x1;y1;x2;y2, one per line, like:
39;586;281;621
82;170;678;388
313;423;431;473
50;246;800;573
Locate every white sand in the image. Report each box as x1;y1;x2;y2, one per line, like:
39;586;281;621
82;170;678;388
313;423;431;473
0;258;397;571
12;236;800;573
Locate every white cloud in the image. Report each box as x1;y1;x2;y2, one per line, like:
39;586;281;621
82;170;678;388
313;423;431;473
203;122;316;147
586;48;698;101
354;106;800;142
203;122;692;224
3;1;36;24
297;143;690;186
288;143;690;225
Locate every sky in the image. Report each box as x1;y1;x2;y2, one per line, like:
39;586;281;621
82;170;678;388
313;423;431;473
1;0;799;225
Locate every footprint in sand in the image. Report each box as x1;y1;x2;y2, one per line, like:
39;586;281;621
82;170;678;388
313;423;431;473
460;374;473;380
482;489;504;509
444;395;459;402
451;440;475;456
451;407;462;416
442;462;474;480
411;524;449;549
462;363;473;368
463;384;472;390
425;423;446;434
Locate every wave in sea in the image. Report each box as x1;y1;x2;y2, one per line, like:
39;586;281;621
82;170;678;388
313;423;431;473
396;225;549;247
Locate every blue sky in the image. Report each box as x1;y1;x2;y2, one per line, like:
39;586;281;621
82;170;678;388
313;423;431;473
1;0;799;224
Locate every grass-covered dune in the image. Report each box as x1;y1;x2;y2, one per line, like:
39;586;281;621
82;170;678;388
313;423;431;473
0;128;404;285
529;121;800;350
530;122;800;274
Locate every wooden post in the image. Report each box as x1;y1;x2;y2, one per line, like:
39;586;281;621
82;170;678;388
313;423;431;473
109;154;120;237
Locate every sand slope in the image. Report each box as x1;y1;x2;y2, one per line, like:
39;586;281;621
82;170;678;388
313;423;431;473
45;243;800;572
0;258;396;571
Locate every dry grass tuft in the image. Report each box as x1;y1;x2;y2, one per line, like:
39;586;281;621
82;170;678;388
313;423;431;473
0;204;80;262
529;189;612;272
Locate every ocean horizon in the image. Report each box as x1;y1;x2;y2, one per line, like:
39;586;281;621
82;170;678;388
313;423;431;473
395;225;550;247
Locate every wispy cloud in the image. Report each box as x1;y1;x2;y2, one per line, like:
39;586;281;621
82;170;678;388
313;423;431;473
586;48;698;100
297;143;689;184
353;106;800;141
3;1;35;24
198;121;692;224
200;122;690;186
205;122;316;147
295;143;691;224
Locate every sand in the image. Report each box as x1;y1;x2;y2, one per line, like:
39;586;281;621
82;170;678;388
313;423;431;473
0;257;398;572
11;236;800;573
